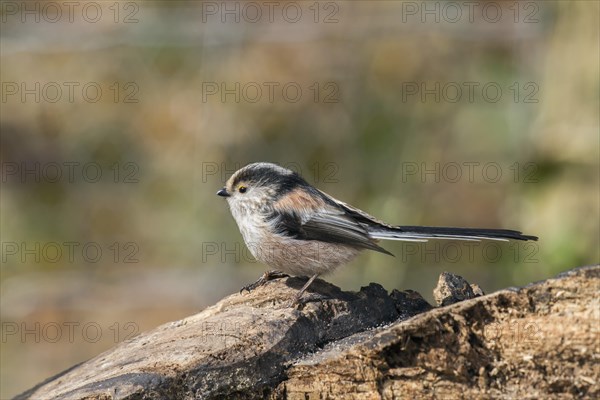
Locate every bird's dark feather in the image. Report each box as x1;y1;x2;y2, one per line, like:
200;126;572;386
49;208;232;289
389;226;538;241
266;207;393;255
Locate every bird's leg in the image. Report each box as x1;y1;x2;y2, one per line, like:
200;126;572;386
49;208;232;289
291;273;320;305
240;270;289;293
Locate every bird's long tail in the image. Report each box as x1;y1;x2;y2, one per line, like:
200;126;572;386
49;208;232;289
370;226;538;242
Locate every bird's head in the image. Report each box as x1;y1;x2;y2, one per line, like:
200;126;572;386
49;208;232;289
217;162;309;214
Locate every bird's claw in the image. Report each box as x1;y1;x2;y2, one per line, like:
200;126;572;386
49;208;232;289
240;270;289;294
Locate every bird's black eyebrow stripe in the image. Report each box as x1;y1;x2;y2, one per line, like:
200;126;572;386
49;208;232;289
231;165;311;197
230;165;284;188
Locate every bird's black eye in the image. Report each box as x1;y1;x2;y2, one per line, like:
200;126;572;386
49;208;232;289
238;186;247;193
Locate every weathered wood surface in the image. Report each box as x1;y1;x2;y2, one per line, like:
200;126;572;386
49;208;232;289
17;265;599;399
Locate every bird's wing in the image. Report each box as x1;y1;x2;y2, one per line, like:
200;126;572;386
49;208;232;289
270;189;393;255
320;191;396;229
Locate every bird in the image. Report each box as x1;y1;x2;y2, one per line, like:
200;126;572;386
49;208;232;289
217;162;538;304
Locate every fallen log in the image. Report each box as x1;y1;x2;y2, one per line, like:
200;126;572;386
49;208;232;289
17;265;599;399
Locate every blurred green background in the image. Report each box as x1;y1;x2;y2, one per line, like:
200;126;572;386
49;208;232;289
1;1;598;397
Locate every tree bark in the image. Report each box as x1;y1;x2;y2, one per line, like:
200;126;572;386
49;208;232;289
17;265;599;399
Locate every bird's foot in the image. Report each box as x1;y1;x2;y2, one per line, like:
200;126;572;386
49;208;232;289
287;291;304;308
287;273;320;307
240;270;289;294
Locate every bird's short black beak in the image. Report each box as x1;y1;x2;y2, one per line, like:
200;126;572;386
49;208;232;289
217;188;230;197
